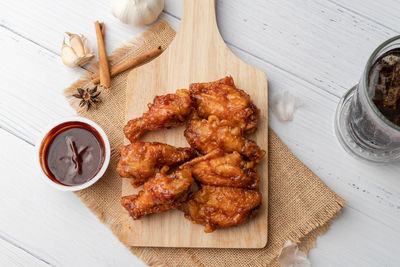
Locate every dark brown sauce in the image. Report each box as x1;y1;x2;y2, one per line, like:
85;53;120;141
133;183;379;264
39;121;105;186
370;48;400;126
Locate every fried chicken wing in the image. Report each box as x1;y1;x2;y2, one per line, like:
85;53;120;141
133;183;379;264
122;169;194;220
116;142;196;187
124;89;192;142
181;149;260;189
180;185;262;233
184;115;265;162
190;76;259;134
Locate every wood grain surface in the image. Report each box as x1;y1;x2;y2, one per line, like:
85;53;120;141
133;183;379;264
121;0;268;248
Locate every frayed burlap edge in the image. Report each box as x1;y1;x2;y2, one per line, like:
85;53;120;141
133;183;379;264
267;200;345;267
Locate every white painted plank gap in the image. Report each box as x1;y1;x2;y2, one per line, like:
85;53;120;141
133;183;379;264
0;237;49;267
330;0;400;35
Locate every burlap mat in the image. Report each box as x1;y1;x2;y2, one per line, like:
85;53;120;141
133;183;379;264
64;21;346;267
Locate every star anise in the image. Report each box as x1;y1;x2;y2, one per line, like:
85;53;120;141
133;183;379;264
72;86;101;110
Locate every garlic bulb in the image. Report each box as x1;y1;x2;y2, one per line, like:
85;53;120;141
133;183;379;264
61;32;95;67
271;91;302;122
111;0;164;27
278;240;311;267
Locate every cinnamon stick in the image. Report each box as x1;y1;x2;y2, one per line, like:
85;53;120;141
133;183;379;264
94;21;111;88
91;46;162;84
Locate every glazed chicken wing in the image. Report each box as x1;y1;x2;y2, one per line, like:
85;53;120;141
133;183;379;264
181;149;260;189
180;185;262;233
184;115;265;162
124;89;192;142
116;142;196;187
122;169;194;220
190;76;259;134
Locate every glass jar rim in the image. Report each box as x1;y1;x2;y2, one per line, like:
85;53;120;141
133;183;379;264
363;35;400;132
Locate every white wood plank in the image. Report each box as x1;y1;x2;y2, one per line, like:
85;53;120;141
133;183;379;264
0;0;179;56
0;26;78;144
0;237;48;267
331;0;400;35
0;129;147;267
309;205;400;267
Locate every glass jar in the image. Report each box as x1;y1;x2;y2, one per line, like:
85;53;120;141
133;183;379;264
335;35;400;163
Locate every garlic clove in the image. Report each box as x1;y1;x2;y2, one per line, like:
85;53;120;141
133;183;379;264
81;35;93;54
61;38;79;67
271;91;302;122
278;240;311;267
66;32;85;57
61;33;95;67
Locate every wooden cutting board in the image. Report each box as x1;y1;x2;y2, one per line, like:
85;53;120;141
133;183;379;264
121;0;268;248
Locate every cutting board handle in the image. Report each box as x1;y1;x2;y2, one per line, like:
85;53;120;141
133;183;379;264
173;0;225;48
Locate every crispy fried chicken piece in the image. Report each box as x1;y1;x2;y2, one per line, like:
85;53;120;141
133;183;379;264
190;76;259;134
184;115;265;162
181;149;260;189
180;185;262;233
122;169;194;220
124;89;192;142
116;142;196;187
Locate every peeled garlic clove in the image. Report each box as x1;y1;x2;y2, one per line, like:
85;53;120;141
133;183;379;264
66;32;85;57
81;35;93;54
271;91;302;121
278;240;311;267
61;33;95;67
61;39;79;67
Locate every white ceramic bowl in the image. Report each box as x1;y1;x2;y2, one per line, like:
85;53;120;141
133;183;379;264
35;117;110;191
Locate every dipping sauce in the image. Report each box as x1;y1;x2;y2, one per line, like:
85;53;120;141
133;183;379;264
39;121;105;186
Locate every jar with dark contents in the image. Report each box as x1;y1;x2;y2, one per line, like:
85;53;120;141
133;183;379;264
37;118;110;190
335;36;400;163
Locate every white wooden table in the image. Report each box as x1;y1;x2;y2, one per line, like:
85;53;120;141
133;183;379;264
1;0;400;266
